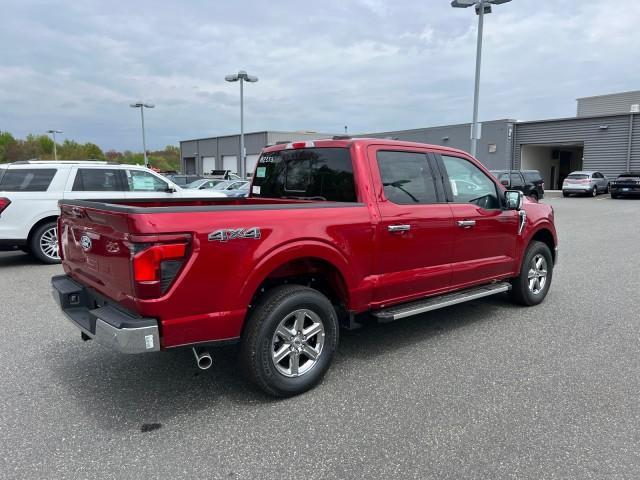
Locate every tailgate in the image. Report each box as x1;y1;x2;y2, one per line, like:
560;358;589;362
59;203;136;303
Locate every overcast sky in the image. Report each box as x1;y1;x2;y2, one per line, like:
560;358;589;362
1;0;639;151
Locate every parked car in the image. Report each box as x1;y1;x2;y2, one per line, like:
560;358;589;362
562;171;609;197
213;180;250;195
610;172;640;198
0;160;225;264
222;182;250;198
185;179;227;190
490;170;544;201
52;138;557;397
207;170;243;181
164;174;204;186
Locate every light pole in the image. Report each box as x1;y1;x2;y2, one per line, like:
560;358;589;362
451;0;512;158
130;102;155;167
46;130;63;161
225;70;258;178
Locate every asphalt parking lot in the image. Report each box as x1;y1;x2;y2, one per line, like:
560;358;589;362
1;193;639;479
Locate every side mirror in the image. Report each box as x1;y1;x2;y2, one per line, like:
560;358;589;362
500;179;510;187
505;190;523;210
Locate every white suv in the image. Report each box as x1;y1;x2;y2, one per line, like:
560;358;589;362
0;161;225;264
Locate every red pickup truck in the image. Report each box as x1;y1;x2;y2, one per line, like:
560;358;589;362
52;138;557;396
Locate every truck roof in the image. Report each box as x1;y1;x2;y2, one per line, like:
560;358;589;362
262;137;473;158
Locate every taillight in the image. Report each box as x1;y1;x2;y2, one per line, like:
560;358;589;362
132;238;190;299
0;197;11;216
541;182;545;190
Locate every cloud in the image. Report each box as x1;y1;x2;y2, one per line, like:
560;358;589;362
0;0;639;150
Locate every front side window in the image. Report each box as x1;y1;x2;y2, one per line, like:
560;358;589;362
0;168;56;192
441;155;500;209
510;173;524;188
252;148;356;202
127;170;170;192
377;151;438;204
72;169;125;191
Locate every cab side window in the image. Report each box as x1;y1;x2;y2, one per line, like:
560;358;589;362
377;151;438;204
510;173;524;188
441;155;500;209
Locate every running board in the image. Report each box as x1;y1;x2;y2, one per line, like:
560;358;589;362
373;282;511;323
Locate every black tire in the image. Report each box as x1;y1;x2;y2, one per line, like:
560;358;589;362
611;193;618;199
591;187;597;197
529;191;539;202
510;241;553;306
29;221;61;264
240;285;339;397
562;191;569;198
605;184;610;194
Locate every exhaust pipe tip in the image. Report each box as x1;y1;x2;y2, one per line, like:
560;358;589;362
192;347;213;370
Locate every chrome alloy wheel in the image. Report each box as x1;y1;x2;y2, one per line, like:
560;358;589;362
527;254;548;295
271;309;325;378
39;226;59;260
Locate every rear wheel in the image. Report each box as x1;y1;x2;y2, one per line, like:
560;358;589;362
591;187;597;197
510;241;553;306
605;183;610;194
240;285;339;397
30;221;60;264
562;191;569;198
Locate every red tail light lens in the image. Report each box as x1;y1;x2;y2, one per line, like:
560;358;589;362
0;197;11;216
134;243;186;282
132;240;189;299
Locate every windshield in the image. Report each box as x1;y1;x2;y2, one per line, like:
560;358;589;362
251;148;356;202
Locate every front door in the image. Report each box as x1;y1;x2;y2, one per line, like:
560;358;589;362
370;147;455;306
437;154;519;288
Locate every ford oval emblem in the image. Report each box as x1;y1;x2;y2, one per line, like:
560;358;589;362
80;235;92;251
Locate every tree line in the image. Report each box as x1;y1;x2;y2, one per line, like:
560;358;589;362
0;131;180;172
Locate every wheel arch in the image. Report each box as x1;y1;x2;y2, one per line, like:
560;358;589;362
529;227;556;264
27;215;59;243
240;241;354;312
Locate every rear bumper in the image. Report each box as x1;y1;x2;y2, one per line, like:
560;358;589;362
611;186;640;196
51;274;160;354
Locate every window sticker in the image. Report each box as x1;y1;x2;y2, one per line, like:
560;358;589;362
132;176;155;191
256;166;267;178
252;185;261;194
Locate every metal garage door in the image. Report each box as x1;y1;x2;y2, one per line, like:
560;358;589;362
202;156;216;175
222;155;238;174
245;155;260;176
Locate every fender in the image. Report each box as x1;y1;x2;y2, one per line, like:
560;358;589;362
239;239;356;308
516;218;558;272
26;209;61;238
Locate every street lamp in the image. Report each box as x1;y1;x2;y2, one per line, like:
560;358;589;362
451;0;512;158
130;102;155;167
225;70;258;179
46;130;63;161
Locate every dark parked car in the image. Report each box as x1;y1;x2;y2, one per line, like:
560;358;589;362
610;172;640;199
164;174;204;187
490;170;544;201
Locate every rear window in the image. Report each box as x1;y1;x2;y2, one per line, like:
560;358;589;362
567;174;589;180
0;168;57;192
523;171;542;182
252;148;357;202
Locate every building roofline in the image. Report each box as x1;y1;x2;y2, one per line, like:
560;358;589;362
576;90;640;101
180;130;336;144
362;119;517;136
515;111;638;125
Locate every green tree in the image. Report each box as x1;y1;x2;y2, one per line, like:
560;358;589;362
0;131;16;163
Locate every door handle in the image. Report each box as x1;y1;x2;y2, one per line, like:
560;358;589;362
388;224;411;233
457;220;476;229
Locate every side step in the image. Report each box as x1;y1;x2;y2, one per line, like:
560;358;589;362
373;282;511;323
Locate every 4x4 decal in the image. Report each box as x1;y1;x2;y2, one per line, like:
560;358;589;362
208;227;261;242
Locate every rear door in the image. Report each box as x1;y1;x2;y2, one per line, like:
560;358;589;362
64;167;128;201
437;153;518;288
369;146;454;305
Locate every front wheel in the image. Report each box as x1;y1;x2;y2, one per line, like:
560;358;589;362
510;241;553;306
30;221;61;264
591;187;598;197
240;285;339;397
